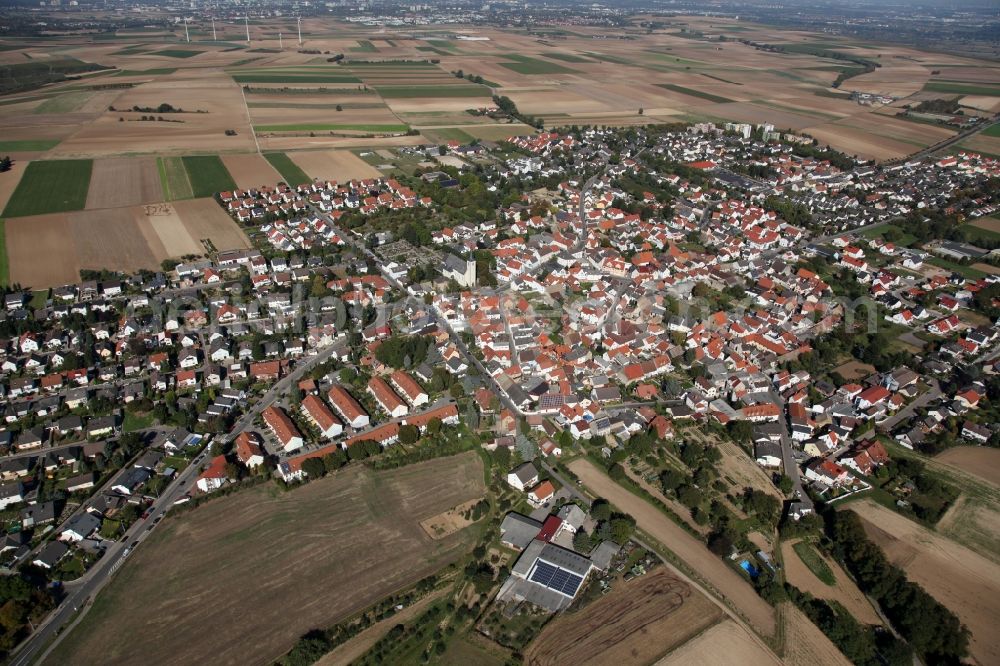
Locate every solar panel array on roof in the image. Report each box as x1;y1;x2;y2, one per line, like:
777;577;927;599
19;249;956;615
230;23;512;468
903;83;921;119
529;560;583;597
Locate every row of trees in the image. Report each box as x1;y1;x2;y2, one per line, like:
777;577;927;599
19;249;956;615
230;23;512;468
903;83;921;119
830;511;969;662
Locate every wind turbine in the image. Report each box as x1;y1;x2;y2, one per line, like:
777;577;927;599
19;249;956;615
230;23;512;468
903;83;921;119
279;32;283;50
297;16;302;47
184;17;190;43
211;17;217;41
245;15;250;44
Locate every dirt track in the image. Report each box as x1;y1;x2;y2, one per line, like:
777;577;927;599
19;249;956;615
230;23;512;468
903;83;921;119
568;458;777;637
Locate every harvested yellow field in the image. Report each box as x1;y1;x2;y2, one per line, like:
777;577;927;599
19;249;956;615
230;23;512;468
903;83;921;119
85;156;162;209
289;149;383;181
220;153;281;189
655;619;779;666
855;500;1000;665
780;540;882;625
780;605;852;666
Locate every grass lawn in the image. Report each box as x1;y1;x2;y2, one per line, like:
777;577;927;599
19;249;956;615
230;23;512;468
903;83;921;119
791;541;836;586
981;123;1000;138
655;83;733;104
0;139;60;151
254;123;410;133
123;411;155;433
157;49;203;58
927;256;987;279
499;55;578;75
181;155;236;198
231;73;361;84
29;289;48;309
2;159;92;217
374;85;490;98
858;223;917;247
924;81;1000;96
0;219;7;287
157;156;194;201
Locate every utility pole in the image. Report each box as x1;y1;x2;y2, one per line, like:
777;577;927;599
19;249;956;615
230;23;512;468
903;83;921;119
245;15;250;44
297;16;302;47
211;17;217;41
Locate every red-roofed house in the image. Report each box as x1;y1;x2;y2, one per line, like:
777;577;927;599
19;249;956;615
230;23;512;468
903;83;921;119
196;455;230;493
527;480;555;507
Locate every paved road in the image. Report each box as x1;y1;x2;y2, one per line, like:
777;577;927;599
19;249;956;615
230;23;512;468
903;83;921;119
12;451;205;666
767;390;813;510
876;378;941;433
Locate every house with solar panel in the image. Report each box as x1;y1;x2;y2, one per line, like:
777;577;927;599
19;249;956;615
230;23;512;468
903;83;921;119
496;540;595;612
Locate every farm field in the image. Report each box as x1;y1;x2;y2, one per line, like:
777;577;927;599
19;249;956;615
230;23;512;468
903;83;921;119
524;568;724;666
656;619;778;666
85;156;162;209
567;458;777;638
45;452;486;666
4;197;248;287
853;499;1000;665
779;605;852;666
263;152;311;185
780;539;882;625
157;156;194;201
181;155;236;198
934;446;1000;487
2;159;92;217
289;149;383;181
0;159;27;214
220;153;281;190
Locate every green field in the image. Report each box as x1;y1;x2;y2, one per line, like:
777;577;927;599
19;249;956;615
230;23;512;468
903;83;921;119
181;156;235;198
374;85;489;98
541;52;592;63
110;45;151;56
791;541;836;586
858;223;917;247
2;159;93;217
33;90;94;113
960;221;1000;243
499;55;578;75
924;81;1000;96
982;124;1000;138
927;256;987;279
0;219;8;287
157;49;203;58
157;156;194;201
263;152;311;185
351;40;377;53
0;139;60;151
254;123;410;133
115;68;178;77
655;83;733;104
423;127;476;144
